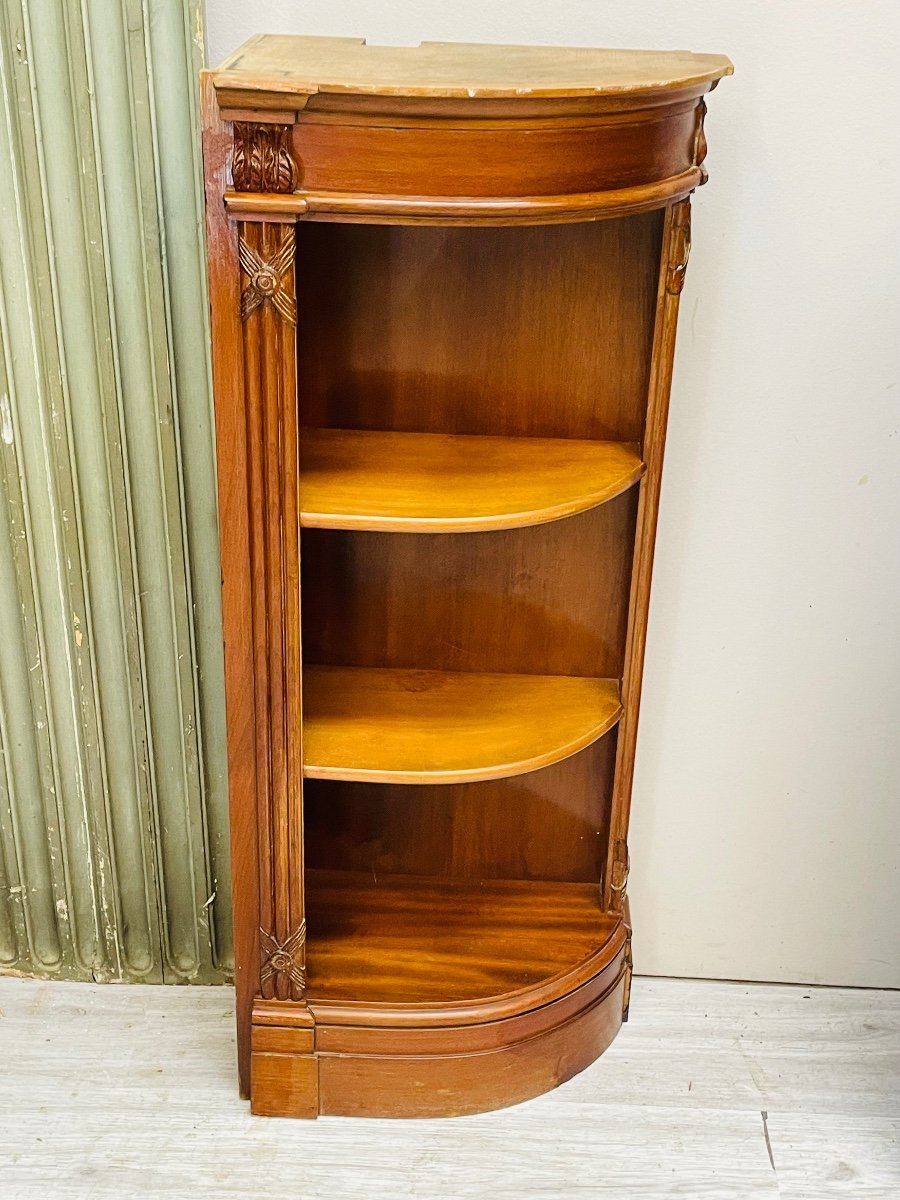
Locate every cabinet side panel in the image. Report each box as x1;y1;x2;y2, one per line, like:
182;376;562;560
201;77;257;1091
296;217;661;442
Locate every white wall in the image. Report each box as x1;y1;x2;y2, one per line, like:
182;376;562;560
203;2;900;988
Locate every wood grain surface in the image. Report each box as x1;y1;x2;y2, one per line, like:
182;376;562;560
301;665;620;784
201;75;258;1092
296;219;660;443
213;35;732;103
304;734;617;885
289;111;699;202
303;869;615;1003
301;498;637;680
299;428;644;532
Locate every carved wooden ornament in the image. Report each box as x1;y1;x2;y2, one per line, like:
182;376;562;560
694;98;709;183
666;200;692;295
239;228;297;323
232;122;298;193
260;922;307;993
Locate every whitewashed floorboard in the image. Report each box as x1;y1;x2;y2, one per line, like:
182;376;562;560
560;979;900;1118
764;1112;900;1200
0;976;897;1200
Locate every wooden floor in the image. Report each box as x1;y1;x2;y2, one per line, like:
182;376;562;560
0;976;897;1199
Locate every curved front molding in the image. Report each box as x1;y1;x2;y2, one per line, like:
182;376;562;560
251;931;629;1118
291;98;702;197
225;167;705;224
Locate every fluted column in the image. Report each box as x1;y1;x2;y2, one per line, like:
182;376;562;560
0;0;230;982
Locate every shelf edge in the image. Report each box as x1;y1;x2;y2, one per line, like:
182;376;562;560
302;698;622;785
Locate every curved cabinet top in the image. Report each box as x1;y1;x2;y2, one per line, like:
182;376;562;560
210;35;732;224
213;35;732;106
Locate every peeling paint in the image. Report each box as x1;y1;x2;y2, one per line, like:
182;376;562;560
193;6;204;55
0;393;13;445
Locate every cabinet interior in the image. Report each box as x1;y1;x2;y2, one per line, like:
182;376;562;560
296;215;661;925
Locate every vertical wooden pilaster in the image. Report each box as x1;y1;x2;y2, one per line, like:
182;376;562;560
604;199;692;914
201;90;306;1088
238;218;305;1002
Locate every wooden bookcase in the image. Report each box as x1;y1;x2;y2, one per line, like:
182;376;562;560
202;35;731;1119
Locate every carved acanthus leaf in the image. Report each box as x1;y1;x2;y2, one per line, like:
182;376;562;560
232;122;298;193
666;201;692;296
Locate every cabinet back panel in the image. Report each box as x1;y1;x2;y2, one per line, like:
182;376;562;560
296;215;661;442
301;495;637;680
296;214;654;893
304;733;616;885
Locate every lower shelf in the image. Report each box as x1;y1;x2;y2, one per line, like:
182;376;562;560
251;871;629;1117
305;868;618;1006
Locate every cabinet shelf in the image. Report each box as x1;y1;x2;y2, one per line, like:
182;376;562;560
299;428;644;533
302;665;621;784
305;869;618;1005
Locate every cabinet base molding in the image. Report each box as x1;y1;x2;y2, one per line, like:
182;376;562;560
249;933;626;1118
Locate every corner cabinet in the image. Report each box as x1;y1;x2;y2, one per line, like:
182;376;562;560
202;35;731;1119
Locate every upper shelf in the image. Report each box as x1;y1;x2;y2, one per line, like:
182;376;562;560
213;35;733;105
302;666;621;785
299;428;644;533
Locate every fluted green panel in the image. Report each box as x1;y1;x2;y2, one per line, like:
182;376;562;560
0;0;230;982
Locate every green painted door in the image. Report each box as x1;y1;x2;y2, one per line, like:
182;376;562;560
0;0;231;982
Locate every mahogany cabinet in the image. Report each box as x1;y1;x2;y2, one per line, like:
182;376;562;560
202;35;731;1118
